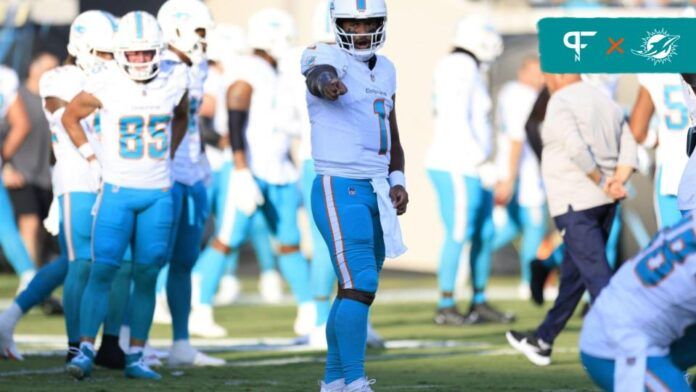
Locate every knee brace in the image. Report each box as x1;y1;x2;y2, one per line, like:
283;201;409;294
336;287;375;306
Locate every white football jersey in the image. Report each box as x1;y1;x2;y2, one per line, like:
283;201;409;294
638;74;689;196
83;61;188;189
426;52;492;176
495;81;545;207
167;51;209;186
678;80;696;211
202;64;229;171
580;215;696;361
301;43;397;179
0;66;19;167
277;46;311;163
40;65;103;196
234;55;297;184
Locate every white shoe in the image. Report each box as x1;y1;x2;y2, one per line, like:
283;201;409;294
366;323;385;349
308;323;328;350
214;275;242;306
319;378;345;392
518;283;532;301
143;343;164;367
259;270;284;304
168;340;225;367
294;302;316;336
118;325;130;353
153;292;172;325
0;303;23;360
344;377;376;392
16;270;35;295
189;305;227;338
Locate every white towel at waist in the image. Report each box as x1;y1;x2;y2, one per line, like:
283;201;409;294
370;178;407;259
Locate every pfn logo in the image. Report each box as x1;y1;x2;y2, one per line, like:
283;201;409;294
563;31;597;62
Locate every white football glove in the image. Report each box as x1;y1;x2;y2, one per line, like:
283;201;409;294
87;159;103;193
477;162;498;190
43;198;60;236
230;168;264;216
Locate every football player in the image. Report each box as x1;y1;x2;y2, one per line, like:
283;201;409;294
579;214;696;391
492;56;547;299
301;0;408;390
62;11;188;380
678;73;696;216
426;16;514;325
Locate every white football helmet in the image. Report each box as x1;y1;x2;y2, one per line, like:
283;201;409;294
67;10;117;71
453;16;503;63
157;0;214;65
331;0;387;61
312;0;335;43
247;8;296;59
114;11;164;81
207;24;247;62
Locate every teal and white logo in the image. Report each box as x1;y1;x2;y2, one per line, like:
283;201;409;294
632;29;680;65
563;31;597;62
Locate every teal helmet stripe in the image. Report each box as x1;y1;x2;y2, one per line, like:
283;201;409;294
356;0;366;11
135;11;143;39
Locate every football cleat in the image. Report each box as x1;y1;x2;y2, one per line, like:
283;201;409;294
0;304;23;361
294;302;317;336
259;270;284;304
168;340;225;367
143;343;165;367
466;302;516;324
66;345;80;363
319;378;346;392
366;323;385;349
308;323;328;350
189;305;227;338
95;334;125;369
153;292;172;325
214;275;242;306
433;306;471;326
506;330;552;366
344;377;376;392
125;351;161;380
66;345;95;380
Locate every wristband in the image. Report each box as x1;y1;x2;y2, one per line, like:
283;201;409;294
78;143;95;160
389;171;406;189
641;128;657;149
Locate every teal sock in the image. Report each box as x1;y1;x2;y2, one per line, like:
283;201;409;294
79;263;118;339
104;260;132;336
437;238;464;309
324;298;343;383
167;258;195;341
315;298;331;327
63;259;91;343
155;263;168;295
335;298;369;384
278;251;312;304
15;255;67;312
129;263;160;341
195;246;229;306
250;214;276;273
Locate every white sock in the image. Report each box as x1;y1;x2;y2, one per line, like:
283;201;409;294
79;341;95;354
129;346;144;355
1;302;23;328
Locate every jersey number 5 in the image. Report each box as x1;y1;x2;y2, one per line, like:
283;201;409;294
119;114;172;160
663;85;688;131
374;99;388;155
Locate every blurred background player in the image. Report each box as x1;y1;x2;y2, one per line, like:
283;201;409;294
209;7;313;337
580;213;696;391
63;11;188;381
491;56;547;300
302;0;408;389
153;0;224;366
0;10;117;363
427;16;514;325
679;73;696;217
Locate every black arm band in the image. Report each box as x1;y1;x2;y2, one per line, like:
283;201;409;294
199;116;220;147
306;65;339;98
228;110;248;153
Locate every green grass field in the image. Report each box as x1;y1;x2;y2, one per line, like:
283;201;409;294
0;273;598;391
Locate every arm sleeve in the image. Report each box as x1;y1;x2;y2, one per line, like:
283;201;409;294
618;120;638;168
200;115;220;147
227;110;248;153
525;87;550;161
553;98;598;174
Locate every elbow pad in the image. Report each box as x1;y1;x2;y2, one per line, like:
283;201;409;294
228;110;248;153
306;65;339;98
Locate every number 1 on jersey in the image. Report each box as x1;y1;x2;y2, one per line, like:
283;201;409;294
373;99;388;155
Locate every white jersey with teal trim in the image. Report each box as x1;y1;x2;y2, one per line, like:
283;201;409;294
0;66;20;167
278;46;311;163
426;52;492;176
167;51;209;186
638;74;689;196
495;81;545;207
580;215;696;360
677;80;696;211
301;44;396;179
83;60;188;189
202;65;229;171
40;65;103;196
234;55;297;184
